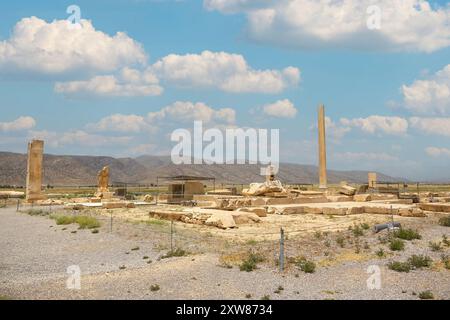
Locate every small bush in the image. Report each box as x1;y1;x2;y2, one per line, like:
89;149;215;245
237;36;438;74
26;209;49;216
418;291;434;300
245;294;252;299
388;261;411;273
376;248;385;258
389;239;405;251
442;235;450;247
161;248;187;259
408;255;432;269
438;216;450;227
91;229;99;234
394;228;421;241
150;284;160;292
239;252;264;272
75;216;100;229
441;255;450;270
352;225;364;237
131;246;140;251
360;223;370;230
429;241;442;252
336;236;345;248
52;215;76;225
294;257;316;274
261;295;270;300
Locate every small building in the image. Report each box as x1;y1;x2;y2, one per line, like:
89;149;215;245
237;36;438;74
157;175;215;204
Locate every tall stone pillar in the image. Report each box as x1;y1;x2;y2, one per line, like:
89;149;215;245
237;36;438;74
26;140;46;202
318;104;327;189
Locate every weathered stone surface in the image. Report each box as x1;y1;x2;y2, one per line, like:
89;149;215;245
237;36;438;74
26;140;46;202
419;203;450;213
236;207;267;217
354;194;372;202
363;206;399;215
205;213;236;229
327;195;353;202
231;212;261;224
323;207;347;215
242;180;286;196
143;194;154;202
102;202;127;209
0;191;24;198
251;198;266;206
370;194;398;201
398;208;425;217
339;184;357;196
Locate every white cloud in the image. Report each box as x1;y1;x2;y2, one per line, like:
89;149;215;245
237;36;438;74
87;101;235;135
55;68;163;97
147;101;236;125
334;151;398;161
409;117;450;137
325;117;351;140
425;147;450;157
151;50;300;93
29;130;132;148
401;65;450;115
340;115;408;135
0;116;36;132
86;114;153;133
0;17;147;76
262;99;297;118
205;0;450;53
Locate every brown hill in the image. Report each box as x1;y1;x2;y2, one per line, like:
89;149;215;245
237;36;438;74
0;152;402;186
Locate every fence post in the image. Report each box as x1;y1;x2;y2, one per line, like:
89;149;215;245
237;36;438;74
279;227;285;272
110;211;113;233
170;220;174;252
16;199;20;212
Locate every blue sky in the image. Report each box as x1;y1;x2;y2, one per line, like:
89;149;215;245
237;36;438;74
1;0;450;181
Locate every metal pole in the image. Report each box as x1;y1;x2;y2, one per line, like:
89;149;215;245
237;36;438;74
170;220;174;252
16;199;20;212
279;228;285;272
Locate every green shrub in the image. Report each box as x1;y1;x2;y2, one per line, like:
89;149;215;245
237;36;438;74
51;214;76;225
239;253;264;272
442;235;450;247
438;216;450;227
388;261;411;272
261;295;270;300
360;223;370;230
376;248;385;258
75;216;100;229
441;255;450;270
352;225;364;237
294;257;316;274
336;236;345;248
394;228;421;240
418;291;434;300
26;209;49;216
161;248;187;259
389;239;405;251
407;255;432;269
150;284;160;292
429;241;442;252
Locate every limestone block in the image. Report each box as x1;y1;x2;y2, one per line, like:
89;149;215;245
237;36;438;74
347;206;365;215
339;185;357;196
231;212;261;224
364;206;399;215
354;194;372;202
102;202;126;209
236;207;267;217
323;207;347;215
398;208;425;217
327;195;353;202
143;194;154;202
302;206;324;214
205;213;236;229
419;203;450;213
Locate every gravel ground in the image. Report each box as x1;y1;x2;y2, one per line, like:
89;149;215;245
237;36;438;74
0;207;449;300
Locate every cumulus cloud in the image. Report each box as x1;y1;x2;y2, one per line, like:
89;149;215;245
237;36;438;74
0;17;147;76
334;151;398;161
0;116;36;132
87;101;236;134
55;68;163;97
262;99;297;118
147;101;236;125
151;51;300;93
29;130;132;148
409;117;450;137
401;65;450;115
425;147;450;158
340;115;408;135
86;114;154;133
204;0;450;53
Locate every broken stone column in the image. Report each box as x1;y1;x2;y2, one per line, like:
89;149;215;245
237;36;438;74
368;172;377;188
26;140;46;203
318;104;327;189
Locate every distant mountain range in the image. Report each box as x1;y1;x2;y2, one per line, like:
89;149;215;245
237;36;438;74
0;151;404;186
